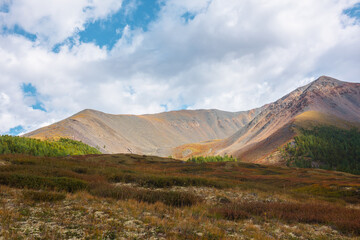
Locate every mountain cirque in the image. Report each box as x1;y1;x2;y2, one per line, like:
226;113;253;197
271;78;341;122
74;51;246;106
25;108;263;156
25;76;360;164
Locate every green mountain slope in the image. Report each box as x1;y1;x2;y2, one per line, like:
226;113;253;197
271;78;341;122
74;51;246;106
0;135;101;157
282;126;360;174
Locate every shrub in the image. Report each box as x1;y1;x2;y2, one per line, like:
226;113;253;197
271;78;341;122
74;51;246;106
0;173;88;192
23;190;66;202
90;183;200;207
213;201;360;234
188;155;237;163
108;173;230;189
72;167;88;174
213;203;249;220
294;184;360;203
137;189;199;207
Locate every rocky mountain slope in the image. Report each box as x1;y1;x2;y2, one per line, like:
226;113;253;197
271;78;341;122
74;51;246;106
174;76;360;163
24;108;262;156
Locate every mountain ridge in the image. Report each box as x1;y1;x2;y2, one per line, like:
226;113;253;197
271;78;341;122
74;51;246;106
185;76;360;163
24;76;360;164
25;107;263;156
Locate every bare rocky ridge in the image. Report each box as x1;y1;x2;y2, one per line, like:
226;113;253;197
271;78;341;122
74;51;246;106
25;108;262;156
25;76;360;164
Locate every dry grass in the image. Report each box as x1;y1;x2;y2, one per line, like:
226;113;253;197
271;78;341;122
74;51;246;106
172;140;220;159
294;111;360;131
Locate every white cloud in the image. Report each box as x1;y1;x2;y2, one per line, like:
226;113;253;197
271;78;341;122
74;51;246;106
0;0;360;134
1;0;123;46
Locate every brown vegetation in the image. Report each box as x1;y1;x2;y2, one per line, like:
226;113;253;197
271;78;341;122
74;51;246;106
214;201;360;234
22;190;66;202
90;183;201;207
1;152;360;239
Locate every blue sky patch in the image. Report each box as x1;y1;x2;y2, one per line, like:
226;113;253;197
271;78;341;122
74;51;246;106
160;104;168;111
5;125;25;136
22;83;37;96
344;3;360;20
181;12;196;23
51;37;79;53
22;83;47;112
127;85;136;95
52;43;63;53
1;24;37;42
32;102;47;112
0;1;10;13
78;0;163;50
180;104;190;110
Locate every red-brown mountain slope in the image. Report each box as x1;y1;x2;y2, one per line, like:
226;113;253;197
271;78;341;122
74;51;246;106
211;76;360;163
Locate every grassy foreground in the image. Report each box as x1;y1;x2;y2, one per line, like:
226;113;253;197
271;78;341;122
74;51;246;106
1;153;360;239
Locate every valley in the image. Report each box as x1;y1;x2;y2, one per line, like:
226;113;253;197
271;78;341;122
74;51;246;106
1;75;360;239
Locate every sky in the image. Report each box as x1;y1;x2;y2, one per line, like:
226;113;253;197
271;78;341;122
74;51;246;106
0;0;360;135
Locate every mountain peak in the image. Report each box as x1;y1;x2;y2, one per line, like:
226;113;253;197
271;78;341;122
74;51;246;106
77;109;103;115
299;76;344;94
70;109;104;119
312;75;342;86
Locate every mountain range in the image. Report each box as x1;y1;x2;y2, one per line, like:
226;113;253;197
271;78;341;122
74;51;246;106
24;76;360;164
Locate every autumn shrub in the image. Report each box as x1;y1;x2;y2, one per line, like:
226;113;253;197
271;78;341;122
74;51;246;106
23;190;66;202
213;201;360;234
213;203;249;220
72;167;88;174
0;173;87;192
294;184;360;204
108;173;230;189
90;183;200;207
137;189;200;207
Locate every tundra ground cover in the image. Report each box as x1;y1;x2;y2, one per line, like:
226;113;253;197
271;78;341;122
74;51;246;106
1;153;360;239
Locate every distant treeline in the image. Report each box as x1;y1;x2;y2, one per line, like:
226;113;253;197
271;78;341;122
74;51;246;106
0;135;101;157
283;126;360;174
188;155;237;163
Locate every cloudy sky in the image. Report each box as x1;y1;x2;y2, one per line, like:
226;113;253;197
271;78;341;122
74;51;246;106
0;0;360;135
